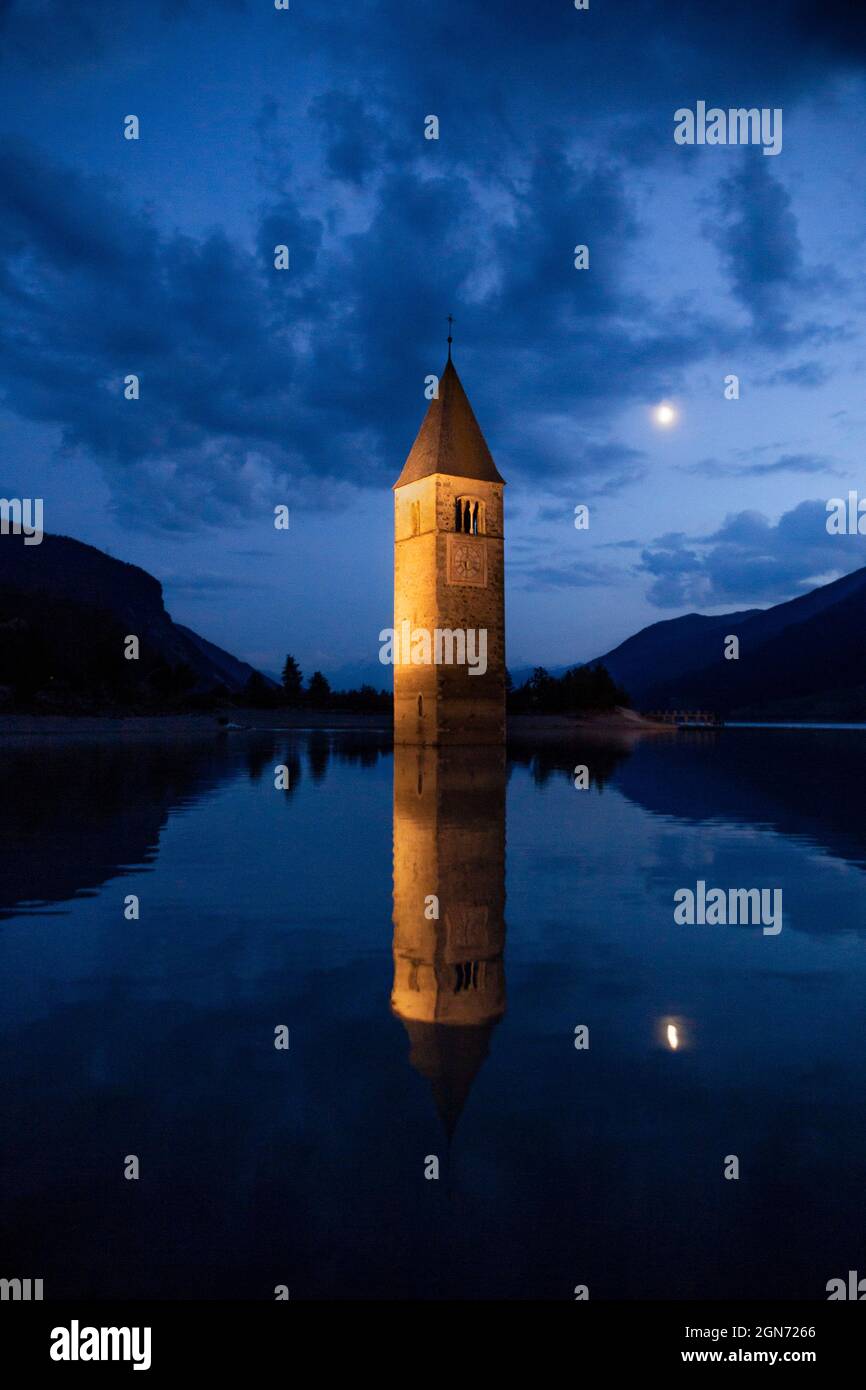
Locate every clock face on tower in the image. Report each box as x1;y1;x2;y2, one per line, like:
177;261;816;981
453;545;482;581
447;534;487;587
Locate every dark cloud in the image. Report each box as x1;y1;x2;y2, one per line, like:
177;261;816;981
640;500;865;607
511;557;621;592
760;361;831;389
306;1;866;141
308;92;399;188
534;444;648;514
0;0;119;67
0;137;332;529
704;161;802;346
0;128;723;526
0;0;246;69
0;0;861;532
701;157;847;356
680;452;845;479
801;0;866;61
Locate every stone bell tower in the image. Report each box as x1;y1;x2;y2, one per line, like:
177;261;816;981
392;349;506;745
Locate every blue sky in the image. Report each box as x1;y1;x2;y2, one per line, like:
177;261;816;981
2;0;866;681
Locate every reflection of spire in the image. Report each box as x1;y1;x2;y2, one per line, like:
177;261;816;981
403;1019;497;1141
391;745;506;1138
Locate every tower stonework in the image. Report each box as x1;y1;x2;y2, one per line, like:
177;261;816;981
393;359;506;745
391;744;507;1138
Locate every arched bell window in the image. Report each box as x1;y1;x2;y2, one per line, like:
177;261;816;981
454;496;484;535
454;961;481;992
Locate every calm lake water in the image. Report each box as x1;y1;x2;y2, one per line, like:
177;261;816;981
1;726;864;1301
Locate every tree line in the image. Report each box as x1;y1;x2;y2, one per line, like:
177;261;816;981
507;663;630;713
242;656;390;712
253;656;630;715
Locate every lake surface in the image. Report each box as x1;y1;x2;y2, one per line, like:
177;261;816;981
1;726;864;1301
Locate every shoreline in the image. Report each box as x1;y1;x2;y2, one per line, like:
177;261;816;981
3;708;864;740
0;706;673;740
0;708;392;739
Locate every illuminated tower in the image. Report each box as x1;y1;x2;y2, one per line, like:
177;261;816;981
392;347;506;745
391;743;506;1138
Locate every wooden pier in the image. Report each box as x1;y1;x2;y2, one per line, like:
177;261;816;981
643;709;724;729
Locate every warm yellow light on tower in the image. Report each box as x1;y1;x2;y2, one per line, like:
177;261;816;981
653;401;678;427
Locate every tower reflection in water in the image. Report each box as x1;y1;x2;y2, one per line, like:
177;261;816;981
391;744;506;1138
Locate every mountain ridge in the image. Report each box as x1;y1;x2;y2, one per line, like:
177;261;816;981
591;565;866;718
0;530;269;706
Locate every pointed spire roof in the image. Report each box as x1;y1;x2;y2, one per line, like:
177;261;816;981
402;1018;499;1142
393;359;505;489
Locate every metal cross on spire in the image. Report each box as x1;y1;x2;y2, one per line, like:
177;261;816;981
447;314;453;361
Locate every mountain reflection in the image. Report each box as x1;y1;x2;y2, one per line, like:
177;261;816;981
0;736;232;921
613;728;866;879
5;723;866;940
510;726;866;885
0;729;392;921
391;744;507;1138
2;724;866;1298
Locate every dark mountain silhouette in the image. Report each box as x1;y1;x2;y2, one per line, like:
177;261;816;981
0;531;269;708
592;567;866;719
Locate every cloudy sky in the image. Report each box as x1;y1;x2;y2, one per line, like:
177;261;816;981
2;0;866;681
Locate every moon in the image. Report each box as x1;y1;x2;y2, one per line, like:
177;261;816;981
653;402;677;427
